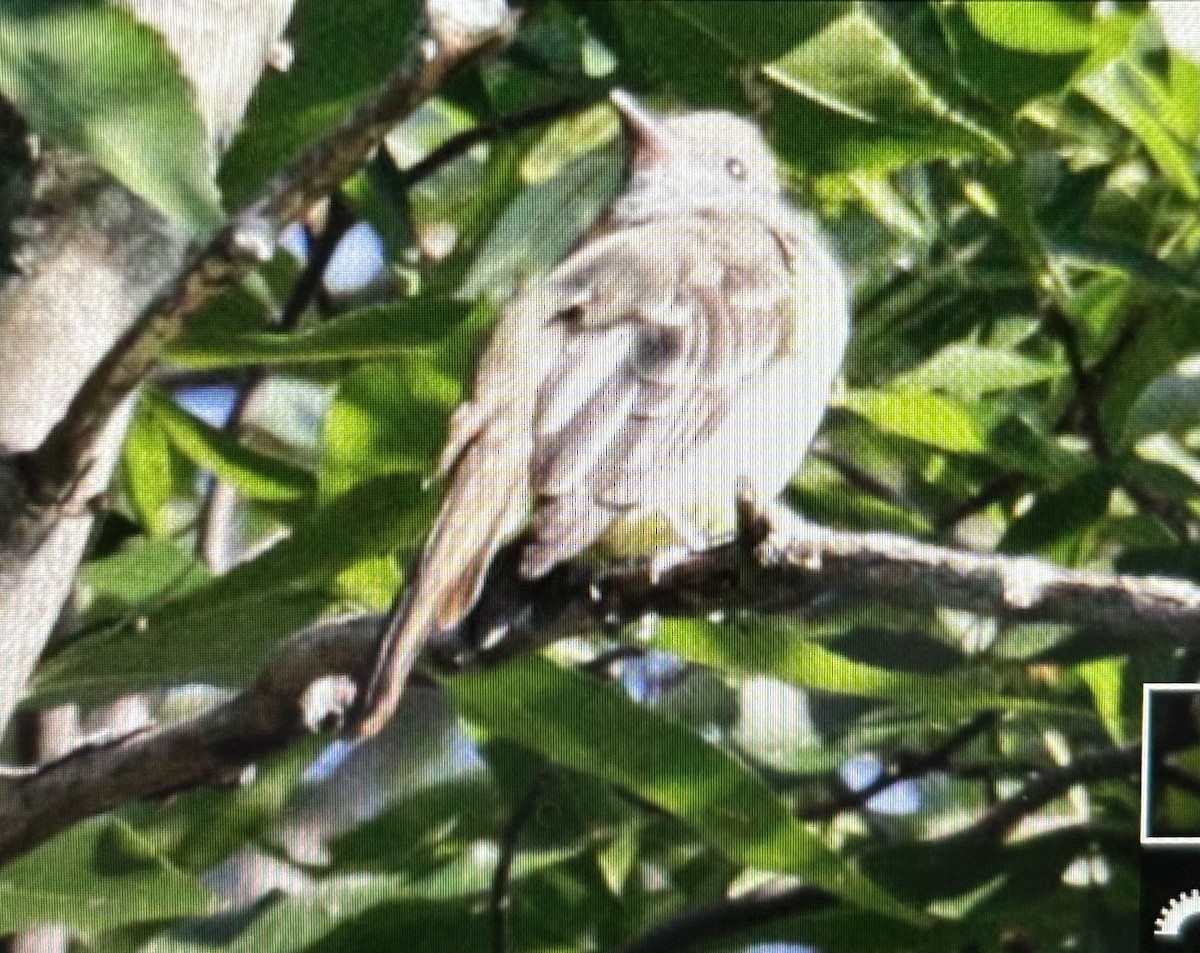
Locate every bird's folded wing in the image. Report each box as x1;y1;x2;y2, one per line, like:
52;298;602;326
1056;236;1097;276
522;215;797;576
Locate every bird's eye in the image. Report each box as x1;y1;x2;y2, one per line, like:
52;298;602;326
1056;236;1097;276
725;156;747;181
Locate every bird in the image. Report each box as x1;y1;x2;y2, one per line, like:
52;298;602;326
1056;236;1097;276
352;89;850;738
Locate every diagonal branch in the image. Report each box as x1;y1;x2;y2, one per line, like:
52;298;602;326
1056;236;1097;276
615;882;836;953
18;2;518;501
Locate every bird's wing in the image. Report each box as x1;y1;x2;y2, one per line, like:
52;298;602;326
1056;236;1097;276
523;215;798;577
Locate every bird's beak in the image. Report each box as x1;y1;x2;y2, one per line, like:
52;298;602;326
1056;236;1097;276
609;89;674;167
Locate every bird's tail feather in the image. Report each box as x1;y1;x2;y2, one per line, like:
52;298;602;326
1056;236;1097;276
353;427;525;737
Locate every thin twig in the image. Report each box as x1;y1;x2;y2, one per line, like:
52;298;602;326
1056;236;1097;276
615;883;836;953
490;772;552;953
798;711;998;820
956;743;1140;842
935;473;1024;534
399;96;592;187
278;192;357;328
1045;304;1194;536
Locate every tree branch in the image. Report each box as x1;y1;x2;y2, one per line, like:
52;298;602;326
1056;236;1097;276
0;499;1193;861
18;1;518;502
615;882;836;953
954;743;1141;842
797;711;998;821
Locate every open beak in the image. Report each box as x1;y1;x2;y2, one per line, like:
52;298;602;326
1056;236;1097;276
609;89;674;167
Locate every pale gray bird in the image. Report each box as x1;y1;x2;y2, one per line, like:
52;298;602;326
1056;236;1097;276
353;90;850;737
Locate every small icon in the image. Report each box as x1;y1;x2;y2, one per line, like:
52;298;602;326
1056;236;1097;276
1157;888;1200;940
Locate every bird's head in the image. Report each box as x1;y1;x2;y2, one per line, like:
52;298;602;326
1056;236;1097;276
608;90;783;222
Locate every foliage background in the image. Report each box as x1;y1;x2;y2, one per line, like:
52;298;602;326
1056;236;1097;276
6;0;1200;949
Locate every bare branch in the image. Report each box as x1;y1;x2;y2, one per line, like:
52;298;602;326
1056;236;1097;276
490;772;553;953
398;95;591;187
797;711;998;821
954;743;1141;842
615;882;835;953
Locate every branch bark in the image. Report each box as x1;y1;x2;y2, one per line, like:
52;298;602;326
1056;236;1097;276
0;499;1191;862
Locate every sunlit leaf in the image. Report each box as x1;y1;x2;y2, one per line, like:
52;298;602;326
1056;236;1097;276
0;0;220;227
841;388;987;453
142;388;315;503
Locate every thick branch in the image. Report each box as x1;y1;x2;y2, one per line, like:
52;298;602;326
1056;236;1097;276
0;501;1193;860
739;500;1200;642
0;616;375;862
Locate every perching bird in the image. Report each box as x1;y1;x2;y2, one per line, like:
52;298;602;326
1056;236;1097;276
353;90;850;737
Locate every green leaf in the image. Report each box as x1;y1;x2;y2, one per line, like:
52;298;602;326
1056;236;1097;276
964;1;1094;54
167;299;471;370
1119;354;1200;448
321;359;458;495
646;619;1056;719
32;474;433;704
76;537;208;624
137;742;320;872
447;657;926;925
0;819;210;931
936;3;1090;109
120;404;175;535
1050;235;1200;295
998;470;1113;562
0;0;220;228
1079;58;1200;199
841;388;987;453
460;149;622;301
765;8;1011;172
589;1;841;107
331;777;503;871
141;389;315;503
892;344;1065;398
970;160;1069;291
218;0;419;205
1076;656;1129;744
141;876;405;953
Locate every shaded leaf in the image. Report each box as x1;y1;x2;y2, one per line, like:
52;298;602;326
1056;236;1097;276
0;819;210;931
218;0;419;204
1120;354;1200;448
447;656;926;924
766;8;1011;171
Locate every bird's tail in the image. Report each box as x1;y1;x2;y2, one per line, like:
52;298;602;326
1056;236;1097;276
352;420;527;737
